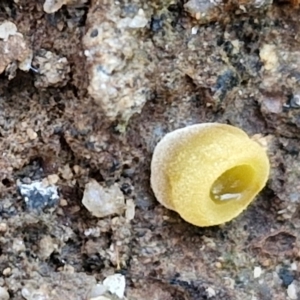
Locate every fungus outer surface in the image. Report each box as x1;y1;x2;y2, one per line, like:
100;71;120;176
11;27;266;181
150;123;270;227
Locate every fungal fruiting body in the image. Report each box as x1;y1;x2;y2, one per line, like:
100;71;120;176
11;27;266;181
150;123;270;227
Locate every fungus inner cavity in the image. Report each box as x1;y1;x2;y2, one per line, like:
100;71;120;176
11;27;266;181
210;165;256;203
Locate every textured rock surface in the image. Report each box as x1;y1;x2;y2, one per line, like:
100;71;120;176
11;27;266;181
82;1;153;123
1;0;300;299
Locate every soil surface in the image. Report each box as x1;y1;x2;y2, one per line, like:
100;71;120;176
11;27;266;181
1;0;300;299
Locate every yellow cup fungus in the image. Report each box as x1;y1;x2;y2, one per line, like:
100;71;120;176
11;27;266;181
150;123;270;227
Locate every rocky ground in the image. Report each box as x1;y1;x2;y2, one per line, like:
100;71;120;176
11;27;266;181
0;0;300;299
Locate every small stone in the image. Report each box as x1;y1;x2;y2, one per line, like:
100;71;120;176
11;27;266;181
125;199;135;221
88;284;108;298
191;26;199;35
0;287;9;300
103;274;126;299
291;262;298;271
59;198;68;207
279;268;294;287
224;277;235;289
0;21;17;41
84;227;100;237
82;180;125;218
56;207;64;216
19;51;33;71
47;174;59;185
287;281;298;300
2;268;11;276
18;180;59;211
0;223;7;233
60;164;73;180
251;134;269;150
26;128;37;140
0;24;32;76
32;49;70;88
261;258;271;267
254;266;262;278
290;94;300;108
12;238;26;253
39;236;57;260
43;0;66;13
231;40;240;55
260;44;278;71
128;9;148;28
184;0;220;24
206;287;216;298
82;2;152;123
73;165;81;174
259;92;285;115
